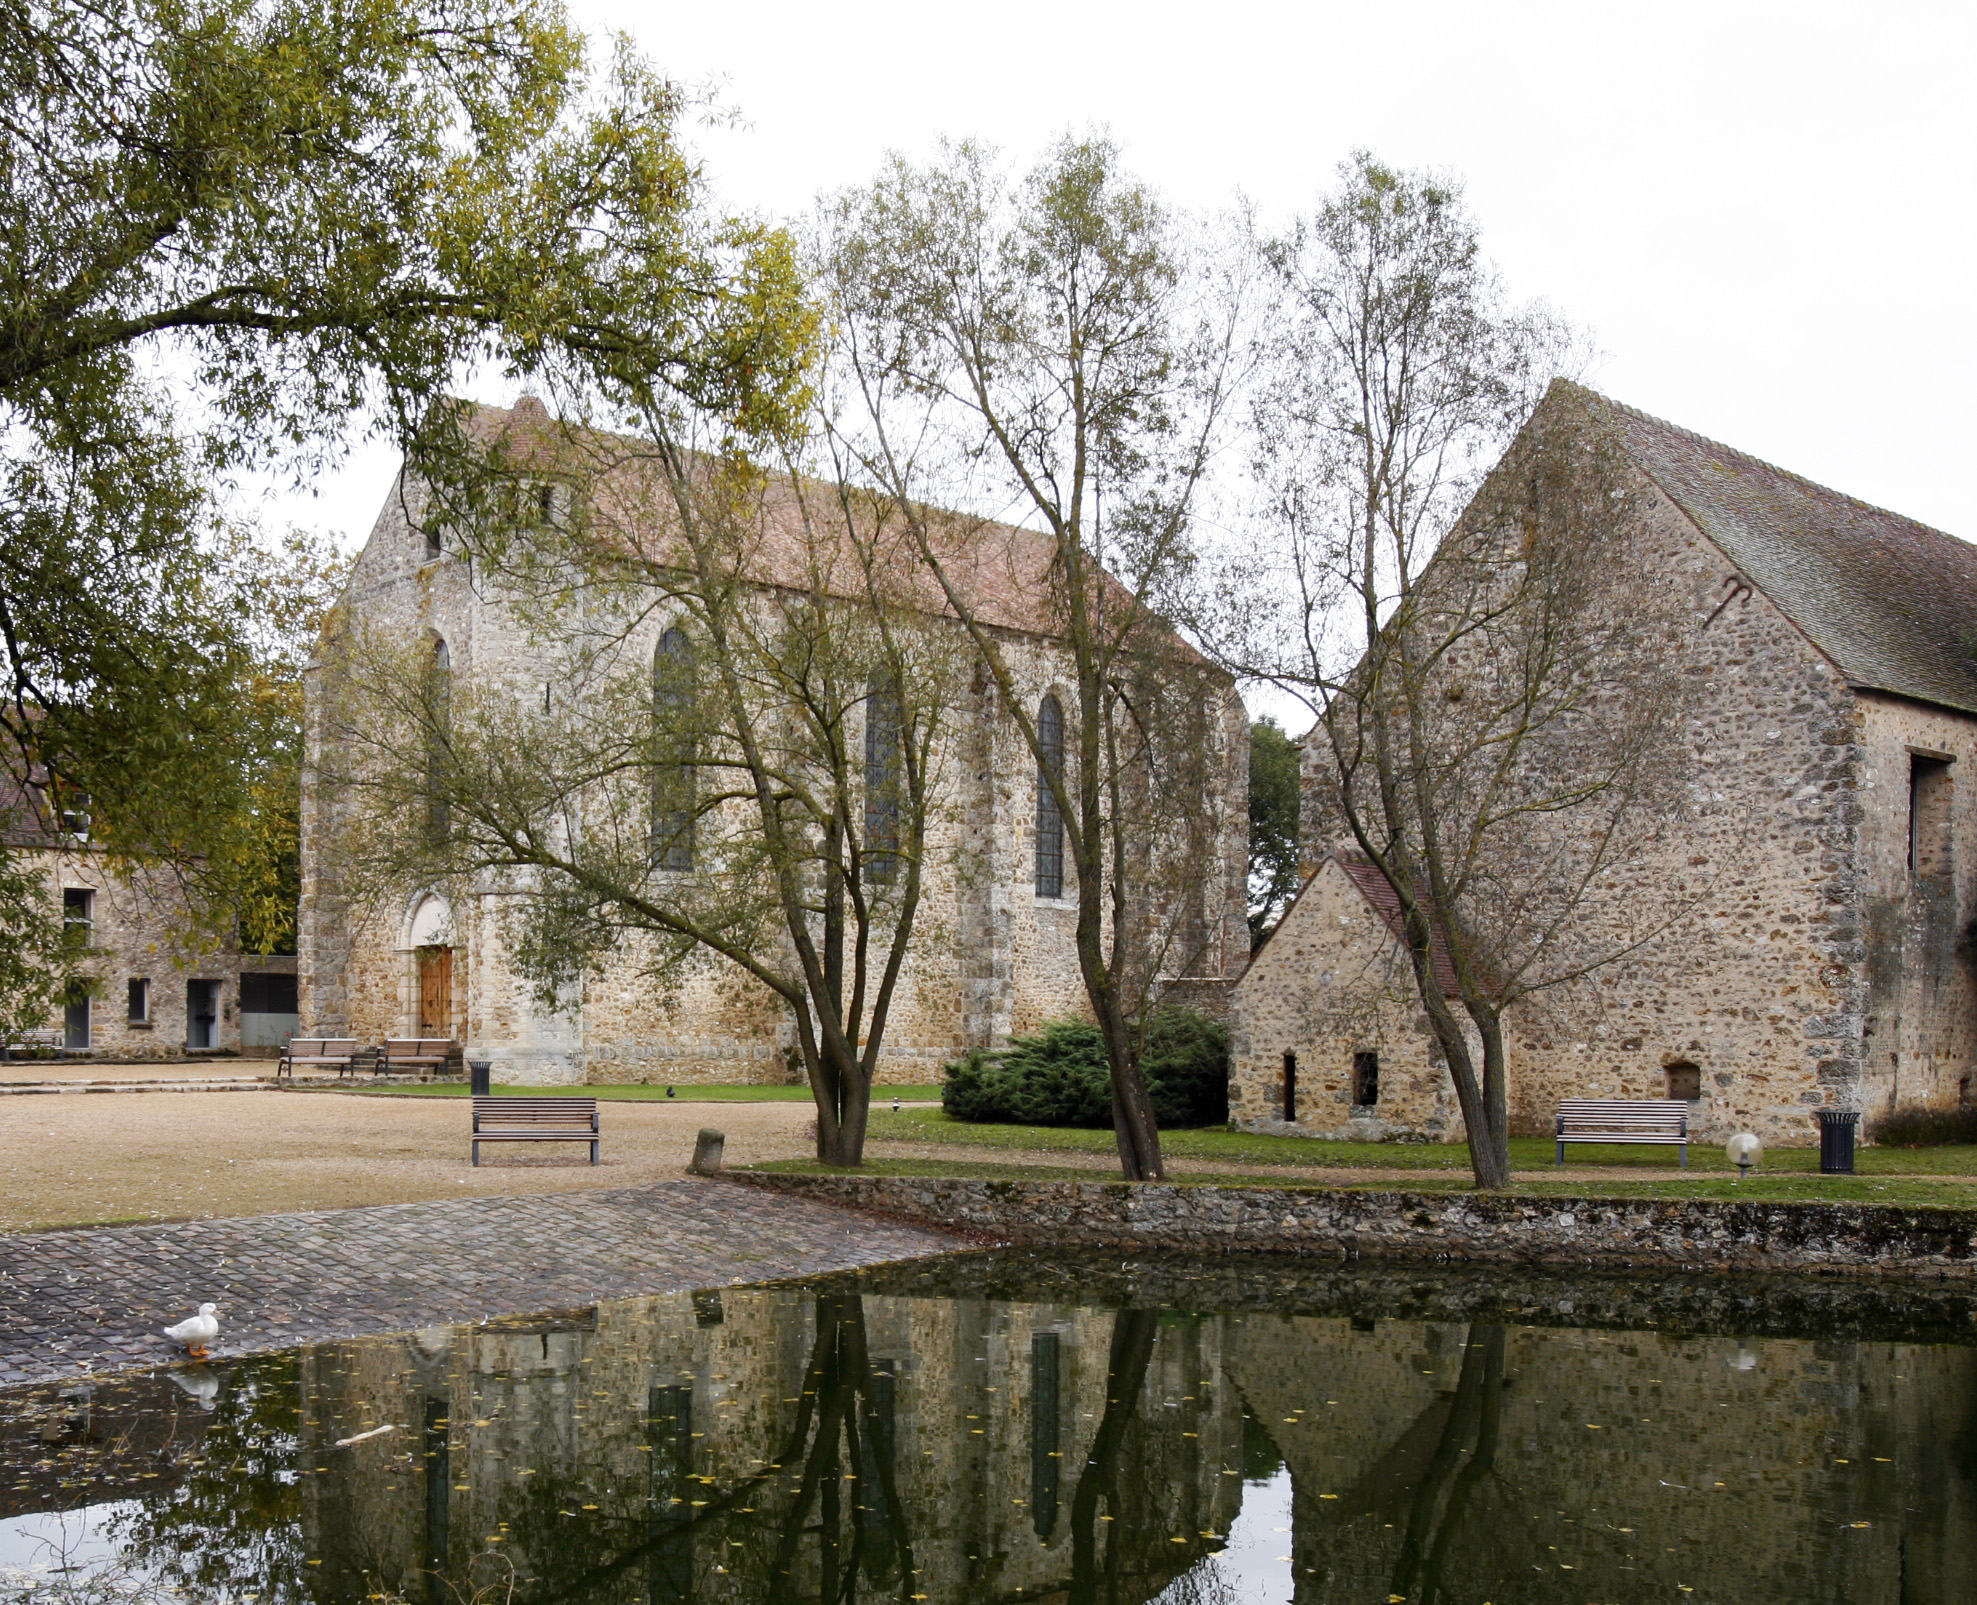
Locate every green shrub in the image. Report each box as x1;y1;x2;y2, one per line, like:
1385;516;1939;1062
1870;1106;1977;1147
941;1009;1228;1129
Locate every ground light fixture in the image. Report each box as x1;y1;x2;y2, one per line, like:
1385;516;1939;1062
1725;1132;1763;1181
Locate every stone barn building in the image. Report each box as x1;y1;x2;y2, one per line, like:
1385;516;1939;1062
1232;383;1977;1145
1;767;298;1057
299;399;1249;1084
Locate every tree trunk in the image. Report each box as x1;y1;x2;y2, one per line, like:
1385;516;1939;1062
1088;974;1165;1181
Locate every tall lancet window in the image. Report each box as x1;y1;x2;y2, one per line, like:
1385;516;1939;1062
864;676;902;884
651;628;697;870
424;636;451;844
1035;693;1065;898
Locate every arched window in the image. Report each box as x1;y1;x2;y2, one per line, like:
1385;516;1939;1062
424;637;451;844
1035;693;1064;898
651;628;696;871
864;677;902;885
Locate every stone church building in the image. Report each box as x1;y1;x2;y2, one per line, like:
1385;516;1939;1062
299;399;1249;1084
1232;383;1977;1145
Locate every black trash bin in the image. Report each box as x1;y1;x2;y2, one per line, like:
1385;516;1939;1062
468;1059;492;1098
1817;1109;1859;1174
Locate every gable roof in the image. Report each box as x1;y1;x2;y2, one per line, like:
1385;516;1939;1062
443;399;1214;666
1332;853;1461;996
1565;382;1977;716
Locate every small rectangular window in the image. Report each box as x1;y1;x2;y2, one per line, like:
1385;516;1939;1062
1666;1061;1701;1101
1352;1050;1379;1107
62;888;93;948
127;978;150;1023
1282;1052;1297;1123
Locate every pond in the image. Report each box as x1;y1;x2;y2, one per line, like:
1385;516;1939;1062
2;1251;1975;1604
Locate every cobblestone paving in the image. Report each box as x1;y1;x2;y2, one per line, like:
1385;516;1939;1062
0;1180;963;1387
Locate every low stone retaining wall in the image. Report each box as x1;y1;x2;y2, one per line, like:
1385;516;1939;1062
730;1174;1977;1280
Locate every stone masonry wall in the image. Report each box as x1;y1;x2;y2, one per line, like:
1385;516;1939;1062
734;1172;1977;1280
21;844;291;1058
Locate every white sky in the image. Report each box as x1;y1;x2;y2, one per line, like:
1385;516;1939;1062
265;0;1977;592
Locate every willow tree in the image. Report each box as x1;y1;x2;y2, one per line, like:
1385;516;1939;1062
0;0;811;961
818;136;1251;1181
317;412;962;1165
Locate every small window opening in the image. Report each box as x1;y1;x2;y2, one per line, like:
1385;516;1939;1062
1281;1051;1297;1123
423;524;442;561
62;888;93;948
1910;754;1953;881
127;978;150;1023
1352;1050;1380;1107
1961;1076;1972;1108
535;483;555;521
59;794;90;839
1666;1061;1701;1101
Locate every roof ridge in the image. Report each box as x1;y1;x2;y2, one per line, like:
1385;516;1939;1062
1557;379;1967;549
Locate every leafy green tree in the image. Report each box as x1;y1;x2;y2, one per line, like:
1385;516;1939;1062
1247;716;1302;944
0;0;814;953
820;135;1251;1180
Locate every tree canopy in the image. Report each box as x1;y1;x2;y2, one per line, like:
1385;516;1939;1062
0;0;816;952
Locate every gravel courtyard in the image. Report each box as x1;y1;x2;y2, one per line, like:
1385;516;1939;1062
0;1088;826;1231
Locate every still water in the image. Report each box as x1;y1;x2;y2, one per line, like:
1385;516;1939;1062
2;1251;1975;1604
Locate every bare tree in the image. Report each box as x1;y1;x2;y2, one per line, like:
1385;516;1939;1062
1208;156;1701;1189
817;135;1251;1181
315;417;965;1165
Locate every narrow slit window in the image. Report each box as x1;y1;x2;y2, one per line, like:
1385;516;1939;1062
127;978;149;1023
424;637;451;845
1352;1049;1380;1107
1035;694;1065;899
1282;1051;1298;1123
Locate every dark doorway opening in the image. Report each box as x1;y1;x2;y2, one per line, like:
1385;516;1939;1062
186;980;219;1051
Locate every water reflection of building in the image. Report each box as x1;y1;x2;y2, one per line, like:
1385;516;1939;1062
295;1291;1246;1604
1227;1314;1977;1605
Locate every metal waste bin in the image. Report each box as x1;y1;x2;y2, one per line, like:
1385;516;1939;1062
468;1059;492;1098
1817;1108;1859;1174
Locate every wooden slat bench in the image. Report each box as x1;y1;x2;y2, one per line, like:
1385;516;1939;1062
1555;1098;1689;1166
276;1038;364;1080
471;1096;600;1166
2;1028;64;1059
382;1038;459;1078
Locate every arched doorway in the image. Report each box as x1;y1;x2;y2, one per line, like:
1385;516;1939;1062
407;894;456;1038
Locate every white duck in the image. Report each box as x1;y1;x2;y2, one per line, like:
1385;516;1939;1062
163;1303;221;1360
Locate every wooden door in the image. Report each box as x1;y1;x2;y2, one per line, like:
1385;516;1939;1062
417;946;453;1037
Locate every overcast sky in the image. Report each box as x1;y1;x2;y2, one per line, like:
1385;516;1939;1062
273;0;1976;568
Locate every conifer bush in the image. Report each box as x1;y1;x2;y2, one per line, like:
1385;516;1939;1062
941;1009;1228;1128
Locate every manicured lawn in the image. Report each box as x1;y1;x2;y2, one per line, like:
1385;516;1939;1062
749;1155;1977;1210
364;1083;944;1103
861;1106;1977;1178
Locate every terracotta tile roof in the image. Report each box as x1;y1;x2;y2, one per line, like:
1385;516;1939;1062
1334;852;1462;996
1565;382;1977;716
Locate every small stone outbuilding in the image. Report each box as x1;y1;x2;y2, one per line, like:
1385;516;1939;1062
1232;384;1977;1145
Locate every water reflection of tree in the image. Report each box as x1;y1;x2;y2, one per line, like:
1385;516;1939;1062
516;1293;915;1605
1068;1308;1160;1605
1386;1324;1506;1605
105;1359;309;1603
